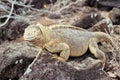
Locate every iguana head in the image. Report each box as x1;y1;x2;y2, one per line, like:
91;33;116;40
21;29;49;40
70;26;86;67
23;23;44;41
23;23;50;48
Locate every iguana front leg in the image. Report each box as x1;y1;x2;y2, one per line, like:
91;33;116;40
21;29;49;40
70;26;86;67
89;38;106;69
45;40;70;61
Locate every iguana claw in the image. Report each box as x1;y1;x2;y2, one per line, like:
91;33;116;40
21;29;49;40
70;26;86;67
52;54;66;62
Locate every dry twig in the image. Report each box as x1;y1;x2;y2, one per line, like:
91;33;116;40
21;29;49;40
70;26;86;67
0;0;16;27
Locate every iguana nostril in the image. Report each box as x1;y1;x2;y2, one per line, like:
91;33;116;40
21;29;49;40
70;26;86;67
28;33;31;35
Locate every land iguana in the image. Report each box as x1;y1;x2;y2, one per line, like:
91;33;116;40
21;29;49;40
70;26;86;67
23;23;118;70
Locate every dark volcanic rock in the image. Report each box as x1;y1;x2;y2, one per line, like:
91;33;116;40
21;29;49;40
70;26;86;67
0;41;38;80
72;12;102;29
20;51;111;80
31;0;57;9
109;8;120;25
0;20;29;44
88;18;113;33
85;0;120;11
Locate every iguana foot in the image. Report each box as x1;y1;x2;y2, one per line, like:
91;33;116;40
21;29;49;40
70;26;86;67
52;54;66;62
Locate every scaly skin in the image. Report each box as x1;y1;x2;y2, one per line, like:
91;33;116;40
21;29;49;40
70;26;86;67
23;23;117;67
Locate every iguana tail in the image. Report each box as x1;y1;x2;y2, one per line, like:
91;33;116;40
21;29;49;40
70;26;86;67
94;32;120;56
94;32;113;44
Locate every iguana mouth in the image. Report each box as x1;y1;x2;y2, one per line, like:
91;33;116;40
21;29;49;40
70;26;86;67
29;40;36;43
23;36;36;41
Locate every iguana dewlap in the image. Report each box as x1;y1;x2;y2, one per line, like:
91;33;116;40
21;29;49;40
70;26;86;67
23;23;114;64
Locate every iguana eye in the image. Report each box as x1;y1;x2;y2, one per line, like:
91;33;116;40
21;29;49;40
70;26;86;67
33;29;36;33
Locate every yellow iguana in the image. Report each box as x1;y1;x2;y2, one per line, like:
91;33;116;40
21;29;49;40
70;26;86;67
23;23;118;69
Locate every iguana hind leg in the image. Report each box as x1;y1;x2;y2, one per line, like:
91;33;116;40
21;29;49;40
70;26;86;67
89;38;106;69
45;40;70;61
